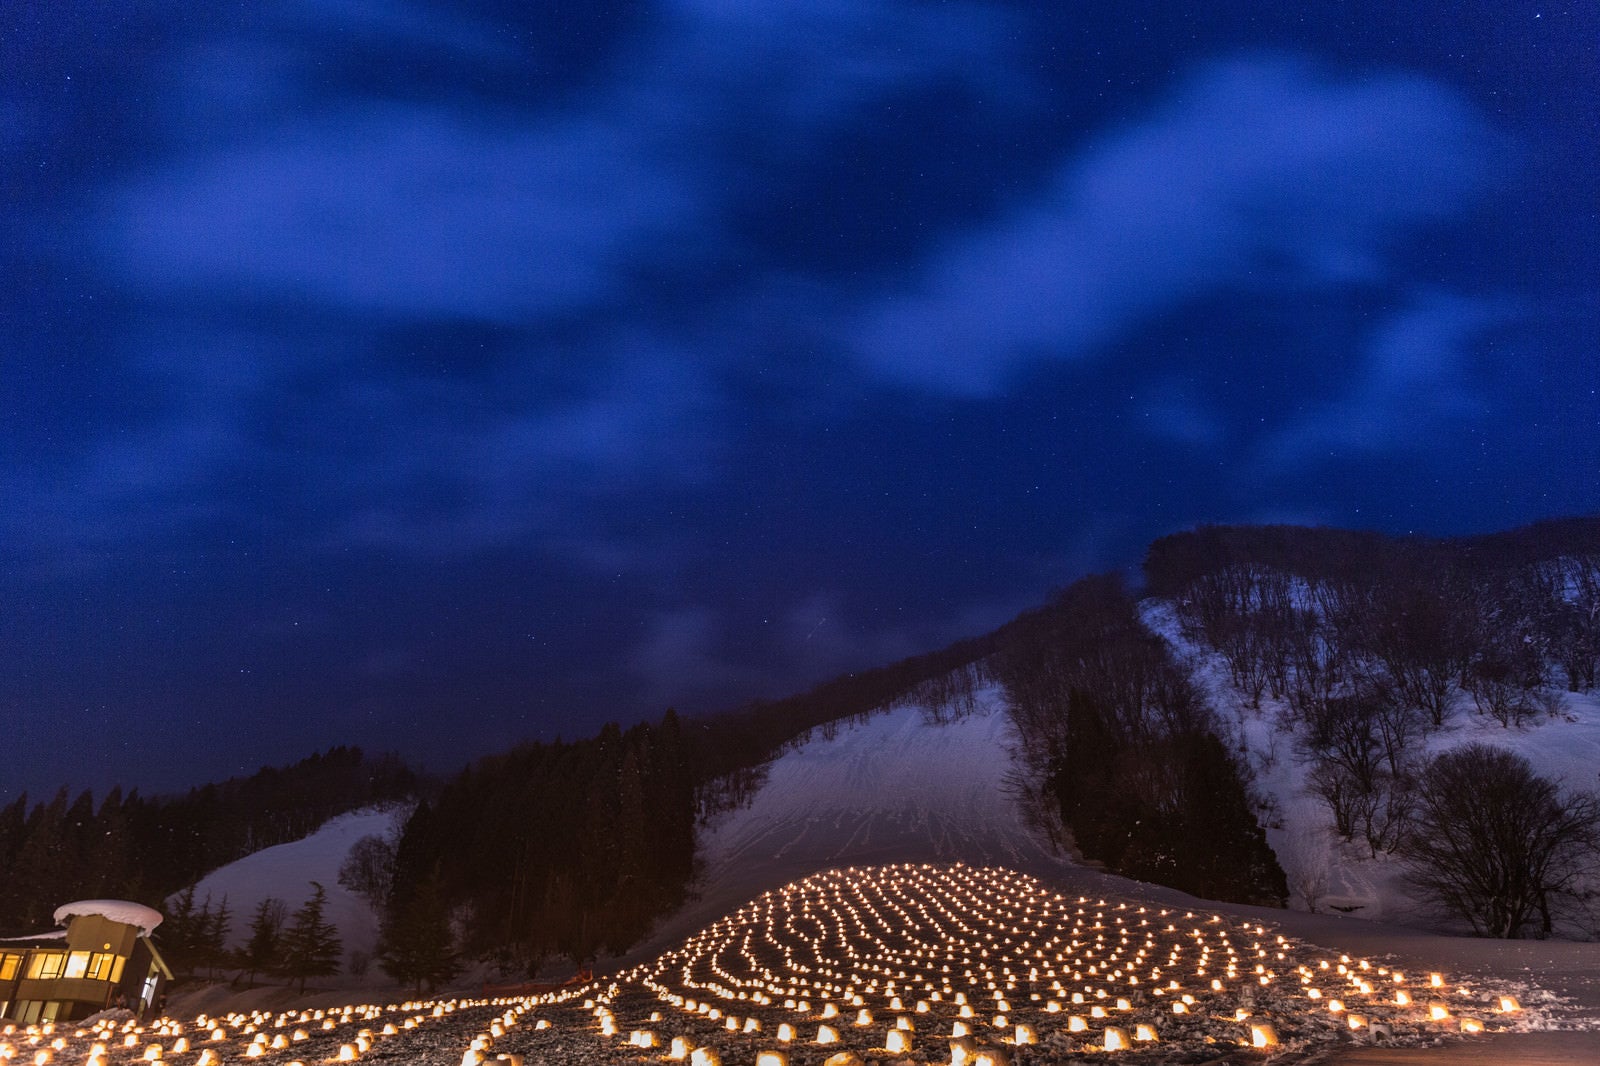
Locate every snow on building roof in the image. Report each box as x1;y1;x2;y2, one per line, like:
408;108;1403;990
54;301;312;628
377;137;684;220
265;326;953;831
0;929;67;943
53;899;164;936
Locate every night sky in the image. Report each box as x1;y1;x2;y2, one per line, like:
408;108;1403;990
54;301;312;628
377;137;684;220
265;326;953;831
4;2;1597;802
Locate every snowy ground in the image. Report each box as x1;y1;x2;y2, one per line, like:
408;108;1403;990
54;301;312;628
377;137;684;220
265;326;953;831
18;863;1586;1066
183;805;408;968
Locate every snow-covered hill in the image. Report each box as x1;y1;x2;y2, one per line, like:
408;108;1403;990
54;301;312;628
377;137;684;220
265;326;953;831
623;687;1080;963
1141;598;1600;932
701;686;1063;875
183;805;408;968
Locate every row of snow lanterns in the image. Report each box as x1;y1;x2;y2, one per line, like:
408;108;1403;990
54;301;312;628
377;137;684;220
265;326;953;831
0;994;560;1066
607;862;1518;1062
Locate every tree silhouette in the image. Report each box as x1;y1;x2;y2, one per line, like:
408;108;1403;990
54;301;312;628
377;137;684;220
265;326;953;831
240;897;286;987
1402;744;1600;938
377;878;460;993
281;883;343;992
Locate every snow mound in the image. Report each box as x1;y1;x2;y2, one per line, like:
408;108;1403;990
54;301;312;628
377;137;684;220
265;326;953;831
181;805;408;966
54;900;163;935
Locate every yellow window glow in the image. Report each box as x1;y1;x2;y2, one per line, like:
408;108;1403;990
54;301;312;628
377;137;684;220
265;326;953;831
27;952;67;980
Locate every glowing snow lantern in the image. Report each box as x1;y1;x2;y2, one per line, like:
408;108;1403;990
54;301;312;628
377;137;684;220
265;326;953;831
754;1052;788;1066
1250;1023;1278;1048
667;1035;694;1060
337;1044;358;1061
1498;996;1521;1013
1135;1024;1158;1042
1429;1002;1451;1022
816;1025;839;1044
1460;1017;1485;1033
885;1029;911;1053
1347;1014;1367;1029
1103;1027;1128;1051
1067;1016;1087;1032
777;1023;795;1042
689;1049;722;1066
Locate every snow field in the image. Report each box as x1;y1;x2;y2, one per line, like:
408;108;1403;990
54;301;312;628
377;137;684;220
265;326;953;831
182;805;409;967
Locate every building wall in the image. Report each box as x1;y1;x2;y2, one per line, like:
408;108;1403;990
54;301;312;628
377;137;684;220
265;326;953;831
0;912;167;1024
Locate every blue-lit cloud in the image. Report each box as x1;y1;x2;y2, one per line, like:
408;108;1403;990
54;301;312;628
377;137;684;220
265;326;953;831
1254;290;1521;468
851;56;1508;394
105;0;1013;320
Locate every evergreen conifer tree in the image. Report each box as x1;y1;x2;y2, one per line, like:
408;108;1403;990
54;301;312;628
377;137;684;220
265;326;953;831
241;898;286;987
202;896;233;977
281;882;342;992
377;878;460;993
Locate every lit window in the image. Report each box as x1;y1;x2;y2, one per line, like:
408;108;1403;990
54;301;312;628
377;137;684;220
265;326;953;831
110;956;126;983
0;954;20;980
27;953;67;980
87;953;119;981
64;952;90;979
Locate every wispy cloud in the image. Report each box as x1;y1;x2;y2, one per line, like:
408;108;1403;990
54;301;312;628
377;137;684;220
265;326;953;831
1253;290;1521;469
850;55;1508;395
104;0;1014;321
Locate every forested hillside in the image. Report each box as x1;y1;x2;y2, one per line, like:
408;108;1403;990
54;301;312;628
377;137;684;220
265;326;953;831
995;574;1286;905
0;747;415;937
1143;517;1600;938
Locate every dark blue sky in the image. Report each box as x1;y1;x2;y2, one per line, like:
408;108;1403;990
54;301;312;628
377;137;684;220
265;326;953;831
4;1;1597;802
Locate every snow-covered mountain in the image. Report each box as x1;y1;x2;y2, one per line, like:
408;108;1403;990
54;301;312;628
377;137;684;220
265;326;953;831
182;805;408;967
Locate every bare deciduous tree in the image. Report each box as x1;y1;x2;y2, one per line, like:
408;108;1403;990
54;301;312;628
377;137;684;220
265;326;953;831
1401;744;1600;938
338;834;398;910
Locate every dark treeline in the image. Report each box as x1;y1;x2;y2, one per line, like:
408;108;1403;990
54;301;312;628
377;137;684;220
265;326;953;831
997;574;1287;906
385;712;695;975
0;747;415;937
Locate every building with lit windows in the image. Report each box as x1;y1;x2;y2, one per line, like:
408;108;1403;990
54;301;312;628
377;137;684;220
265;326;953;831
0;900;172;1024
